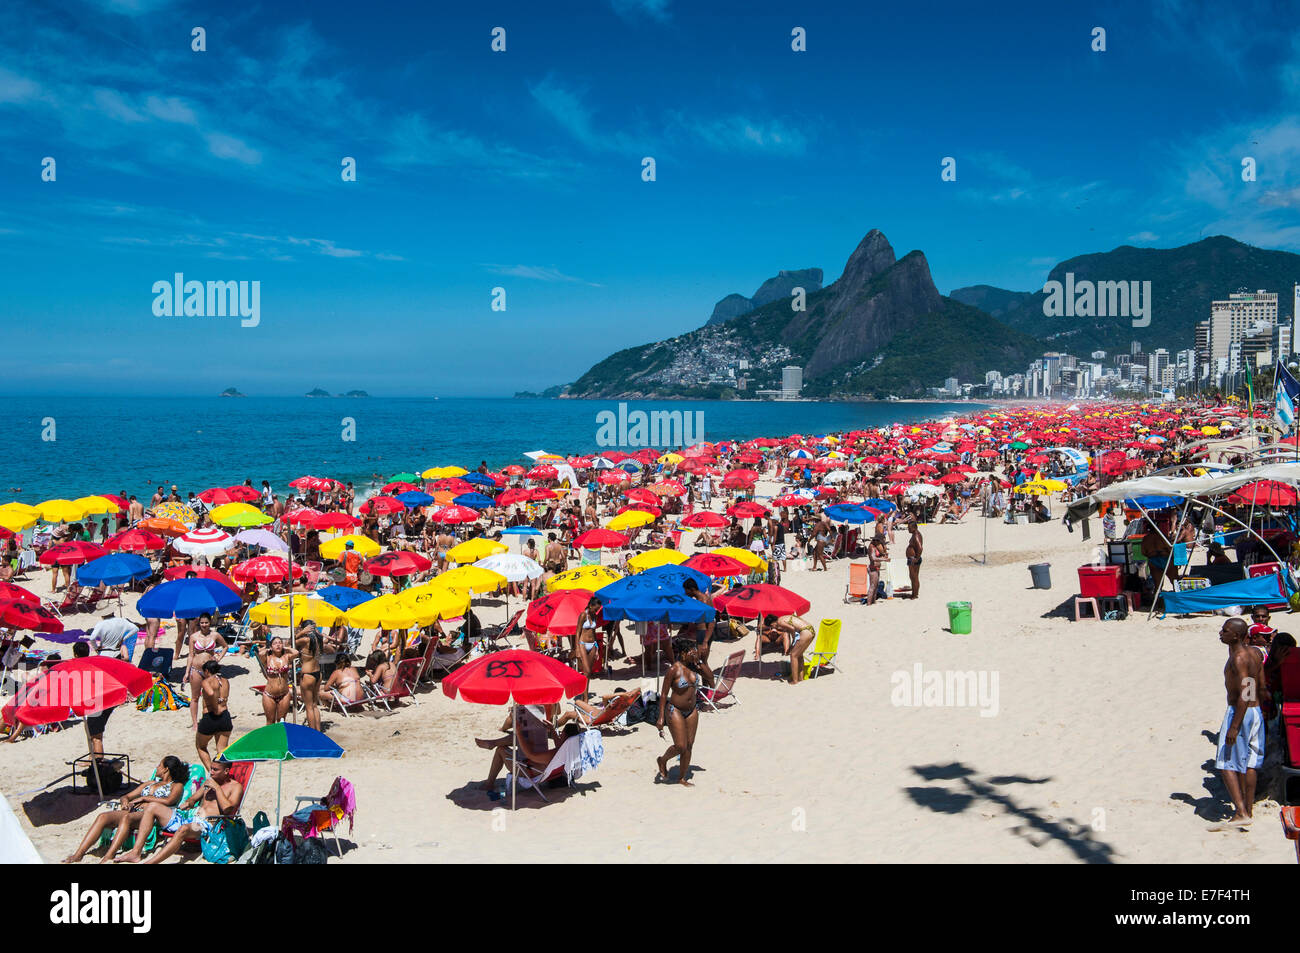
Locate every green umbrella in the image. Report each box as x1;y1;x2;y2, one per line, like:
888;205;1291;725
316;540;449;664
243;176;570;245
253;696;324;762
389;472;419;484
220;723;344;822
1010;441;1030;450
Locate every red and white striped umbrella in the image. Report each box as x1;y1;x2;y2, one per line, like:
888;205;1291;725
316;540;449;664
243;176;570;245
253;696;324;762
174;527;234;559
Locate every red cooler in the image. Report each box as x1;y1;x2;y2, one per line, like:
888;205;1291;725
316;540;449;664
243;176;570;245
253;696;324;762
1078;565;1122;598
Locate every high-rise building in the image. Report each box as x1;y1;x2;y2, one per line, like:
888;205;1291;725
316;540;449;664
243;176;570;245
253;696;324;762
1147;349;1169;392
944;376;960;395
781;365;802;399
1209;290;1278;367
1131;340;1143;356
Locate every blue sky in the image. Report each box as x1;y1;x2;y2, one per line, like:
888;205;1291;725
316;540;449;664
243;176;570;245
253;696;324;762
2;0;1299;396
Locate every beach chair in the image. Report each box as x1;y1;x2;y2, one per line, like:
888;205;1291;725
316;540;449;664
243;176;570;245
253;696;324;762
44;584;82;618
155;761;255;853
843;563;872;603
304;561;325;589
368;657;420;709
698;651;743;711
803;619;842;679
579;548;602;567
640;621;672;676
484;609;524;651
508;730;600;802
285;776;356;857
573;689;640;733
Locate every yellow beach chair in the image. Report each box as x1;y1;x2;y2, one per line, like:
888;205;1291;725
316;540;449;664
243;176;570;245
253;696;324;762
804;618;842;680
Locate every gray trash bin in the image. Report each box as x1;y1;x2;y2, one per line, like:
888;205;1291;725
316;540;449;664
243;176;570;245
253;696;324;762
1029;562;1052;589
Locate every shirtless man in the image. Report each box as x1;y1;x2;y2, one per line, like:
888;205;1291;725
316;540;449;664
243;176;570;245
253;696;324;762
195;660;231;772
1210;617;1265;831
116;760;244;864
543;533;567;576
905;520;924;599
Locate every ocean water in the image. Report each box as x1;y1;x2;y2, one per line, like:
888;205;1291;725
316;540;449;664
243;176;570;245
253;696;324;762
0;397;984;504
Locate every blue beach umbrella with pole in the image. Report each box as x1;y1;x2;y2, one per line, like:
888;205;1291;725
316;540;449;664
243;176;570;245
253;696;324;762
461;473;497;488
137;578;242;619
395;491;436;508
76;553;151;587
452;493;496;510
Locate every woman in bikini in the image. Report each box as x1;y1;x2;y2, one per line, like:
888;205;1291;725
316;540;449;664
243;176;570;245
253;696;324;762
574;599;602;684
258;635;298;724
185;613;227;731
656;638;714;787
295;620;324;732
366;650;397;693
62;756;188;863
768;614;817;685
323;654;366;705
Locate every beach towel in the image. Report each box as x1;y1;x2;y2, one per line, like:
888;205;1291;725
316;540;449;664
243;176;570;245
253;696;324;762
571;729;604;782
136;675;188;712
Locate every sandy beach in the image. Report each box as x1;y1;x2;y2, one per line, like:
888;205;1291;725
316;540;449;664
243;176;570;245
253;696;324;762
5;473;1293;865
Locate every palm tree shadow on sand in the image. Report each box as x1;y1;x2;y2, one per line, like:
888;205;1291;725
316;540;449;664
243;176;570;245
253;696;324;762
904;762;1117;863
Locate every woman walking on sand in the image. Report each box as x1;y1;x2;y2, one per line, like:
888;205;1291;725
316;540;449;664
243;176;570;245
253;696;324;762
656;638;714;786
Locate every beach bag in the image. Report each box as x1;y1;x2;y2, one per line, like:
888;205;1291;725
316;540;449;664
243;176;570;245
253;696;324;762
82;760;123;793
136;676;188;712
274;833;296;865
295;837;328;865
201;817;249;865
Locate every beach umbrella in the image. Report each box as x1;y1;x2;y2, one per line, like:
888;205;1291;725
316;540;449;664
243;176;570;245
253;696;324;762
597;563;708;598
365;551;432;577
573;528;628;550
598;470;630;485
649;480;687;497
860;498;897;512
681;511;727;529
451;493;495;510
473;553;543;583
315;585;376;611
431;505;481;525
175;527;235;559
232;556;303;585
102;528;166;552
396;490;437;508
342;593;420;630
359;496;405;516
422;466;468;479
824;504;875;524
76;553;151;587
396;585;472;623
310;512;360;532
136;517;189;536
250;593;343;627
715;583;811;674
461;473;497;488
219;722;344;822
152;502;198;524
36;500;89;523
446;538;508;564
0;582;39;604
2;656;153;800
625;548;688;572
442;649;586;809
137;578;242;619
0;598;63;633
432;478;476;494
606;510;654;532
319;535;382;559
209;503;272;527
625;488;660;505
198;487;239;506
381;482;418;495
525;588;595;636
547;565;622;593
526;465;558;481
725;501;770;519
233;529;289;552
597;587;715;624
435;565;507;594
289;476;337;492
72;496;120;516
162;565;240;592
1227;481;1298;507
710;547;767;571
0;502;39;532
39;541;106;566
684;553;752;578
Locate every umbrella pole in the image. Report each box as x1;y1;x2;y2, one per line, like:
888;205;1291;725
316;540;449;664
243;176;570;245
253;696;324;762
511;702;518;812
756;616;762;677
84;720;106;803
277;760;283;824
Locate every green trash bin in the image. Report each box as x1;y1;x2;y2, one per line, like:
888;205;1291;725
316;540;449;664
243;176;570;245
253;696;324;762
947;601;972;634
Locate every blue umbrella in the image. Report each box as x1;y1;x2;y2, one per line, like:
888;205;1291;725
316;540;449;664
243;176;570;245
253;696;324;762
500;525;543;536
825;504;875;524
316;585;376;611
597;587;715;623
77;553;151;587
461;473;497;488
395;491;436;507
617;461;641;473
597;564;708;600
861;498;897;513
137;578;242;619
452;493;495;509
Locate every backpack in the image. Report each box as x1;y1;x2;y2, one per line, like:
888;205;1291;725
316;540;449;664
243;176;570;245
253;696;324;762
295;837;329;864
201;817;250;864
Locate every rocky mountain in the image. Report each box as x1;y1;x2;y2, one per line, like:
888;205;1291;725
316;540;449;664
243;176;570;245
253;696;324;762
566;229;1042;399
705;268;824;326
952;236;1300;356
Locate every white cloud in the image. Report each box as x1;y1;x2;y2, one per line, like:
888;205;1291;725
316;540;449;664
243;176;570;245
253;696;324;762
484;264;603;287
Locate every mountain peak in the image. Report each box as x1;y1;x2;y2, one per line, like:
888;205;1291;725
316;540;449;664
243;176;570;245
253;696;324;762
837;229;897;288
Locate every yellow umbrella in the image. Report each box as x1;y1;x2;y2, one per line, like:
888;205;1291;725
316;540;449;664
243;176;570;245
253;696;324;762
421;466;468;479
547;565;622;592
0;502;40;532
37;499;89;523
73;495;121;515
657;452;684;465
1201;426;1221;436
319;535;382;559
433;565;506;594
606;510;655;531
209;503;273;527
344;593;421;630
712;546;766;571
250;594;344;627
446;538;507;564
625;548;688;572
153;501;198;523
397;584;472;622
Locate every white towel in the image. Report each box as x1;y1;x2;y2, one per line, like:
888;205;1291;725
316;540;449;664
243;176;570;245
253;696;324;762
572;729;603;782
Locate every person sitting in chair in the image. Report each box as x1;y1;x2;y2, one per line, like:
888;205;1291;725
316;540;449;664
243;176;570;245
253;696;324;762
115;759;244;864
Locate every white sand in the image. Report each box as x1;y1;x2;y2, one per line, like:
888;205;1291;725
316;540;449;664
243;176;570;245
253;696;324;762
4;492;1295;864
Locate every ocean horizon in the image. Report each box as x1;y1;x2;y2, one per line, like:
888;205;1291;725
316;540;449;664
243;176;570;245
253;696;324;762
0;396;986;504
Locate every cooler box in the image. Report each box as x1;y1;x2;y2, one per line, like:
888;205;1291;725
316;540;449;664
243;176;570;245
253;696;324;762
1078;565;1122;598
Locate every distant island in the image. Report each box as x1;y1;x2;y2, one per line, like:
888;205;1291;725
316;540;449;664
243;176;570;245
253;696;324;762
219;387;246;397
306;388;370;398
514;385;569;399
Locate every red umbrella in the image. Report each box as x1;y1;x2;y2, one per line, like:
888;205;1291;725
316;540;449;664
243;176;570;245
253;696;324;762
526;465;558;481
772;493;812;507
198;487;237;505
620;502;662;517
684;553;751;577
382;482;418;494
598;470;630;485
938;473;967;484
38;541;107;566
525;589;595;636
289;476;336;491
431;505;480;524
1227;481;1298;507
523;488;558;502
360;495;404;516
98;494;129;511
364;551;432;577
495;489;530;506
225;485;262;503
432;478;475;493
715;583;811;618
311;512;360;532
442;648;586;706
2;657;152;727
722;469;760;488
0;582;39;604
162;566;240;592
502;465;527;476
726;501;770;519
231;556;303;584
102;528;166;552
0;598;63;632
682;511;727;529
282;507;323;525
573;529;628;549
625;488;659;505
